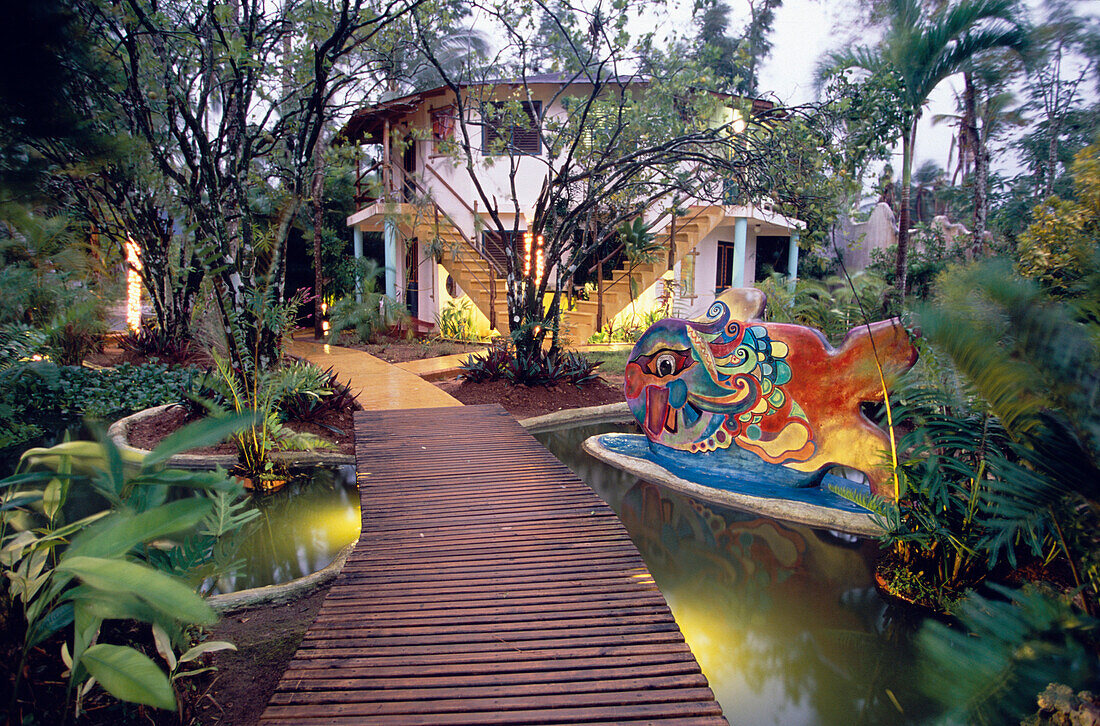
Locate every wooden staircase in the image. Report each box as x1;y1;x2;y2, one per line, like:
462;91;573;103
560;205;727;341
408;209;511;334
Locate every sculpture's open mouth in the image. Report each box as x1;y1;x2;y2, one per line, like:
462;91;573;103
645;385;669;438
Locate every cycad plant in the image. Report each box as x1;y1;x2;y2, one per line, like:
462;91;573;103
210;357;335;484
920;260;1100;609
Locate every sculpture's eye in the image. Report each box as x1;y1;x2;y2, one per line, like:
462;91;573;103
641;348;693;378
655;353;677;376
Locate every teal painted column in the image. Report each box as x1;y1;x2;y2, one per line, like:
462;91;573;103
353;226;364;303
787;231;800;291
383;216;398;299
733;217;748;288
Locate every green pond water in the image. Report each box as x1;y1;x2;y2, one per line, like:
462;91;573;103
533;421;938;726
209;465;362;594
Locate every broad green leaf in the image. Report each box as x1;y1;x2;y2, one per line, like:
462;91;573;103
67;587;165;626
0;470;56;489
127;469;235;490
27;601;74;648
151;623;176;671
34;511;111;544
1;491;43;511
1;530;37;562
19;440;142;474
144;413;257;468
172;666;216;680
81;644;176;712
57;556;216;626
65;499;212;560
44;478;63;522
72;600;102;673
178;640;236;663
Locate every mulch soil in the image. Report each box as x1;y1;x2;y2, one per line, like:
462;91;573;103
434;377;624;420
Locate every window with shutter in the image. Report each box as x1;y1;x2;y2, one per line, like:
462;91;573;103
431;106;456;155
482;101;542;156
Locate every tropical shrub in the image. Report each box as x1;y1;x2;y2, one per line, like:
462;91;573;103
919;585;1099;725
435;297;480;341
119;324;196;364
281;365;361;425
459;341;602;387
1017;141;1099;299
209;357;335;480
326;259;410;344
0;416;252;719
756;270;887;345
458;340;512;383
868;223;967;302
44;299;106;366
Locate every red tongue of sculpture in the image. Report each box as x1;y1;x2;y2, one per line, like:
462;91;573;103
645;386;669;438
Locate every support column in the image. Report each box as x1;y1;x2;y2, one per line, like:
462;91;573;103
353;226;364;303
384;217;398;299
787;231;800;292
733;216;747;288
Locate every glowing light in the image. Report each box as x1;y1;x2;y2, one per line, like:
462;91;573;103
522;230;533;278
534;234;545;287
731;109;746;135
125;236;143;332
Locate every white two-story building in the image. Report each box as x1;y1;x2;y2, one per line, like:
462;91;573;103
340;73;804;340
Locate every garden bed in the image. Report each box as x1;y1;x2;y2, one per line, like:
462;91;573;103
329;333;486;364
123;404;356;457
435;377;624;420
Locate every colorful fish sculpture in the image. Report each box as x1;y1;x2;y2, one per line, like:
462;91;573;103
623;288;917;499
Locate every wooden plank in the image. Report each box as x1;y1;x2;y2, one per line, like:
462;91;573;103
258;405;726;725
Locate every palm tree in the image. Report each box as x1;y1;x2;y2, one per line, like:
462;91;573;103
816;0;1028;298
933;64;1026;251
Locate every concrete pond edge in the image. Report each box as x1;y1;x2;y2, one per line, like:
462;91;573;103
207;541;357;614
519;402;632;433
107;404;355;470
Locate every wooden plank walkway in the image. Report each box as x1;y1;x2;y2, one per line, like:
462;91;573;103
259;404;726;725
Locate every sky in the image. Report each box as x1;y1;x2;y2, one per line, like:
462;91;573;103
633;0;965;186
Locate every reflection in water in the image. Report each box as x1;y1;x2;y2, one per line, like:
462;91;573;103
537;422;938;726
213;466;361;594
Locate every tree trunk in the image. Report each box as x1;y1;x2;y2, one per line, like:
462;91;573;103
894;123;914;301
312;139;326;339
595;261;604;333
1045;118;1060;199
964;72;987;257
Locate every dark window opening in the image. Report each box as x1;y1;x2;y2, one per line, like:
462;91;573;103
716;241;735;291
482;101;542;155
405;239;419;318
754;235;790;280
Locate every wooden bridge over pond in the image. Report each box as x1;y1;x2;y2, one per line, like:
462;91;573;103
259;404;726;725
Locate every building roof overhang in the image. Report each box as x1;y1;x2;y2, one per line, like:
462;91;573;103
338;73;777;146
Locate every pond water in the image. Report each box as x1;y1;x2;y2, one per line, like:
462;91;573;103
209;465;361;594
535;421;938;726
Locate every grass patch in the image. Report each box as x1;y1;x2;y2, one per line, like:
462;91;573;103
585;349;631;377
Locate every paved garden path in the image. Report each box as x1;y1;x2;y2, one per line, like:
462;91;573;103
286;335;462;410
